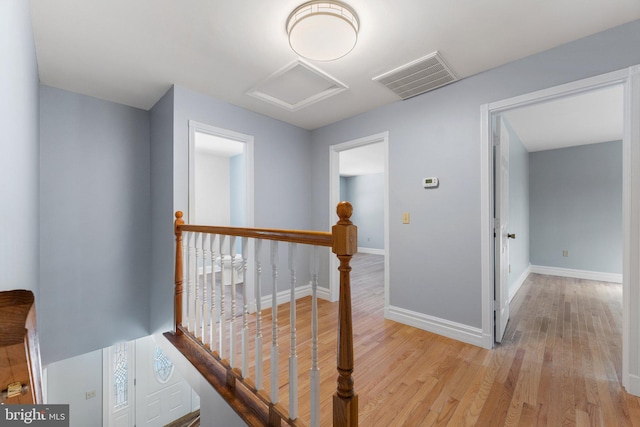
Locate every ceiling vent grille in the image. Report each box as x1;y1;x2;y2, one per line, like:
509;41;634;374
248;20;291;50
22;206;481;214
372;51;458;100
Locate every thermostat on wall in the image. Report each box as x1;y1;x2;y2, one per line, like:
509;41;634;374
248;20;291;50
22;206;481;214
423;177;439;188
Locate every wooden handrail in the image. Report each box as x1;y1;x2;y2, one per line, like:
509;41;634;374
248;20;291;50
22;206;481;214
172;202;358;426
178;224;333;247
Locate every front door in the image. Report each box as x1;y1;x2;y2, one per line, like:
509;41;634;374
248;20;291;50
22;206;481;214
134;336;194;426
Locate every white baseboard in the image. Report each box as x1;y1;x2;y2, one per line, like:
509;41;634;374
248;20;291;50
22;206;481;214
357;247;385;255
248;282;332;312
509;266;531;302
628;374;640;397
530;265;622;283
316;285;332;301
386;305;485;347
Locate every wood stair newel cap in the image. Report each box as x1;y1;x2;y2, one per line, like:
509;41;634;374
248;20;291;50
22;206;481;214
332;202;357;256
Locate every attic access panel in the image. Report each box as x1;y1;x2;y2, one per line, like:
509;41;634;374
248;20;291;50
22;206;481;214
247;60;348;111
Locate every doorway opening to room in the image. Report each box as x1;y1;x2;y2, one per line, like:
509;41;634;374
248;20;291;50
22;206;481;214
481;65;640;396
187;120;255;309
329;132;389;316
493;86;623;343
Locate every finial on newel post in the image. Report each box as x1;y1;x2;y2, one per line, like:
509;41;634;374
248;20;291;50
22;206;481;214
332;201;358;426
174;211;185;336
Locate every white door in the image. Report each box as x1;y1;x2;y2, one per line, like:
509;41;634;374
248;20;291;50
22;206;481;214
494;115;512;343
104;342;136;427
134;336;193;426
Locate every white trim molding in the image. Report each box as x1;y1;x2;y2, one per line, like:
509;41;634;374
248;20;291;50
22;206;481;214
530;265;622;284
357;247;385;255
248;283;313;313
509;266;531;302
481;64;640;396
387;306;487;348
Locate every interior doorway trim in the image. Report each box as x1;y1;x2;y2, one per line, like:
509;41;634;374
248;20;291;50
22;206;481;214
329;132;390;311
480;65;640;396
187;120;254;227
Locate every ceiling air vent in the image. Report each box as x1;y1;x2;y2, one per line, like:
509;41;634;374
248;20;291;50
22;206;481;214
373;51;458;100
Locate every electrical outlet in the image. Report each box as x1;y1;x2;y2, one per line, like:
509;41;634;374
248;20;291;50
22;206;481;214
85;390;96;400
563;250;569;257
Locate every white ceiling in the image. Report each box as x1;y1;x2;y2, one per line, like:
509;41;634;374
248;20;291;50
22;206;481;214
340;143;384;176
502;85;624;152
28;1;640;130
195;132;244;157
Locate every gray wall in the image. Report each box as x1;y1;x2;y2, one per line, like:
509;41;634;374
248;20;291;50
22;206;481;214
149;85;314;335
530;141;622;273
46;349;103;427
310;20;640;329
172;86;312;230
505;119;530;293
0;0;40;296
39;86;151;364
340;176;348;201
149;87;175;334
342;173;385;250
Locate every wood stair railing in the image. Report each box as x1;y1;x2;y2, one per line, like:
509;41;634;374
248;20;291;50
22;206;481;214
0;289;43;404
165;202;358;427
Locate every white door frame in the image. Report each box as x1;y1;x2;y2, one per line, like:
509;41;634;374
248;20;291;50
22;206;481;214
480;65;640;396
329;132;390;312
187;120;256;309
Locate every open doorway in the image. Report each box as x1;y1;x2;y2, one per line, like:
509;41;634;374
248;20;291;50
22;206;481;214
187;121;254;228
493;85;624;344
481;65;640;395
329;132;390;313
187;120;255;309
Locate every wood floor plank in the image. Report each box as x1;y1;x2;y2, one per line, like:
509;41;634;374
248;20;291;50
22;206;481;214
183;254;640;426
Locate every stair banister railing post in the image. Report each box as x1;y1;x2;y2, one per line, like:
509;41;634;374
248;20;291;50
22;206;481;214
332;202;358;427
174;211;185;336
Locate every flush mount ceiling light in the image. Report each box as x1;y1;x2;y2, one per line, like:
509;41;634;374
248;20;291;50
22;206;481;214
286;1;359;61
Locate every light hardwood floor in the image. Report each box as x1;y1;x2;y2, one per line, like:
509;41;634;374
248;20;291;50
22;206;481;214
210;253;640;426
341;254;640;426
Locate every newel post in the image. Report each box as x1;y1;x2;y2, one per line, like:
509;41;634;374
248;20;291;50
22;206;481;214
174;211;185;336
332;202;358;427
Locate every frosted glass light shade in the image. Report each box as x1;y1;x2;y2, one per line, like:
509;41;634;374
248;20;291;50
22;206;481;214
286;1;359;61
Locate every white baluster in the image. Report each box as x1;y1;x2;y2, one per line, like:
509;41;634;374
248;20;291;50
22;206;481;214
194;232;202;340
187;232;196;333
288;243;298;420
229;236;237;367
182;235;188;329
254;239;264;390
309;246;320;427
241;237;249;377
209;234;217;353
202;233;210;347
270;240;279;404
218;234;226;358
